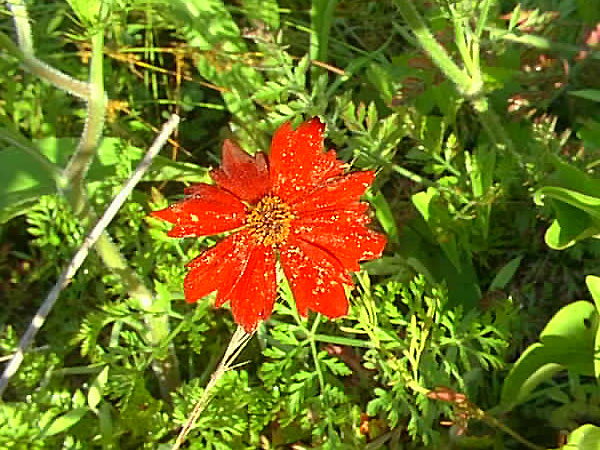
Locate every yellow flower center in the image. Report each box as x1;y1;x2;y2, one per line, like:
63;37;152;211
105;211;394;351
245;195;295;246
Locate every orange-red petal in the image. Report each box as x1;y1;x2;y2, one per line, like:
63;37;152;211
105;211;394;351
270;118;344;203
152;184;246;237
280;237;350;318
295;202;371;228
210;139;270;204
294;223;387;271
218;243;277;332
292;171;375;212
184;231;251;303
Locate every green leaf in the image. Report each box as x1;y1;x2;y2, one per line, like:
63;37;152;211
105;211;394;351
44;408;89;436
88;366;109;410
535;186;600;249
488;255;523;291
499;343;564;411
543;200;597;250
500;301;599;411
569;90;600;103
536;187;600;220
0;136;209;223
586;276;600;312
65;0;111;24
242;0;280;28
0;146;58;223
370;191;399;244
412;188;461;271
563;424;600;450
586;276;600;379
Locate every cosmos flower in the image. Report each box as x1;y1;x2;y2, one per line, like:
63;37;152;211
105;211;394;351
152;118;386;332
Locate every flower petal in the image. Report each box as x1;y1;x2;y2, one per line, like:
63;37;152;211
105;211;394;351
292;171;375;212
295;202;371;228
294;223;387;271
152;184;246;237
218;244;277;332
280;237;350;318
270;118;344;202
210;139;270;203
184;232;251;303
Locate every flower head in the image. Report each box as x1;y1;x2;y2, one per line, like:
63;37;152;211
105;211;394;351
152;118;386;332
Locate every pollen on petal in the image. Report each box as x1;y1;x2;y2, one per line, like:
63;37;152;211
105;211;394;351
280;237;350;318
184;232;251;303
152;184;246;237
218;244;277;332
210;139;270;203
270;118;344;203
294;223;387;271
292;171;375;212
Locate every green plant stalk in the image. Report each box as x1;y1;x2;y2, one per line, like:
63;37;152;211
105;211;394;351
478;409;544;450
64;29;106;212
7;1;181;398
94;230;181;399
4;3;90;100
394;0;516;156
7;0;34;56
63;29;180;395
471;97;516;154
310;0;338;63
393;0;476;97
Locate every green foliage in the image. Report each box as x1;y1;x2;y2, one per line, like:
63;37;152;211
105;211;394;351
2;0;600;448
357;277;510;444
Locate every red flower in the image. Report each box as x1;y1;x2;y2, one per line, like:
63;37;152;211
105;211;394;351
152;118;386;332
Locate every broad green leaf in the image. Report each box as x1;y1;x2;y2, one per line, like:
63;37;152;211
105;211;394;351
544;155;600;198
0;136;209;223
586;276;600;312
500;343;564;411
44;408;89;436
539;301;598;376
489;255;522;291
0;146;58;223
563;424;600;450
535;185;600;249
543;200;597;250
500;301;599;411
535;187;600;220
587;276;600;379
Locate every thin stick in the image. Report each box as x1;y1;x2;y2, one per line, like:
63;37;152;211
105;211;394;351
171;326;254;450
0;114;180;398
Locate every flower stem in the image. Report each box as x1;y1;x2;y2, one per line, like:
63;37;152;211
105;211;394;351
171;327;254;450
